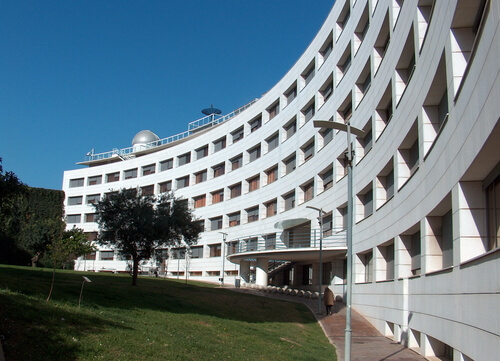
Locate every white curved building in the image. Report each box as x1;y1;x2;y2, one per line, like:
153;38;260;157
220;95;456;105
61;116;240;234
63;0;500;359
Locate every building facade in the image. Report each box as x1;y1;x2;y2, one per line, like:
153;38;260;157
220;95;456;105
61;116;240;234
63;1;500;359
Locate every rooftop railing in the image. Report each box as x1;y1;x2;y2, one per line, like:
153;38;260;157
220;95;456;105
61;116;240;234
226;228;347;256
84;99;258;162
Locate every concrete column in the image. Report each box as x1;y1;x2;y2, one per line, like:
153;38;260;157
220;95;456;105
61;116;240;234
240;261;250;284
255;258;268;287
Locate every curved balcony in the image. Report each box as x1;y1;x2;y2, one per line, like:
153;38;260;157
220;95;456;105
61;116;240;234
226;228;347;264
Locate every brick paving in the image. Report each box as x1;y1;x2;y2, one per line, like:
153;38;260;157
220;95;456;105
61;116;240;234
229;287;427;361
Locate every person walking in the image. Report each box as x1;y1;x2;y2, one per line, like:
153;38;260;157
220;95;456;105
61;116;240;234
323;286;334;315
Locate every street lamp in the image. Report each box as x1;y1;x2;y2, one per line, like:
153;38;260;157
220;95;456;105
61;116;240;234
219;232;228;286
313;119;365;361
306;205;326;315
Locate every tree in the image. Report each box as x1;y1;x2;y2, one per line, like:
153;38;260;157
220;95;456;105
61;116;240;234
93;189;201;286
0;157;27;264
46;227;95;301
17;188;66;266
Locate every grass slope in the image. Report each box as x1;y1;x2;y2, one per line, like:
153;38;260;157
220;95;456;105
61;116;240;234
0;265;335;361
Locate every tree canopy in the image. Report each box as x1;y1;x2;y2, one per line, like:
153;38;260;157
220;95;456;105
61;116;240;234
0;158;66;266
93;188;201;285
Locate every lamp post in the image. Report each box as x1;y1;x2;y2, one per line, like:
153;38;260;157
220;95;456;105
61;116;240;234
314;120;365;361
219;232;228;286
306;206;325;315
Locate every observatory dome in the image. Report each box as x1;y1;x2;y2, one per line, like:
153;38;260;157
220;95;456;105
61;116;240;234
132;130;160;146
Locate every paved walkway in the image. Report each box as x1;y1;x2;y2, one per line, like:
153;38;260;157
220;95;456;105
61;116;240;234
229;287;427;361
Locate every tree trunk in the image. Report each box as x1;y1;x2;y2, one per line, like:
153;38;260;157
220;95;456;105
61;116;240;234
46;267;56;302
31;252;41;267
132;258;139;286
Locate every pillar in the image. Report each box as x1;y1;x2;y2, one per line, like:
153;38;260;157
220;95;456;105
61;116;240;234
256;258;268;287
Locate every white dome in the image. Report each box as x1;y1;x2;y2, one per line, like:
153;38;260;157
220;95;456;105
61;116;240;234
132;130;160;146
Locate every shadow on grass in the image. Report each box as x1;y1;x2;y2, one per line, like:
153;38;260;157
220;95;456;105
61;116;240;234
0;265;334;361
0;291;131;361
0;266;316;325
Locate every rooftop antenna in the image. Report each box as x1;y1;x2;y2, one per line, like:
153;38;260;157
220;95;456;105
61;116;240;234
201;104;222;116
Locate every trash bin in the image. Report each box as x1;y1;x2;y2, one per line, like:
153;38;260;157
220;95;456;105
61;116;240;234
235;278;241;288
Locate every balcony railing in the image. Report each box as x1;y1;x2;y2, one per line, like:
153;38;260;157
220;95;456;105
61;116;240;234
227;228;346;256
84;99;258;162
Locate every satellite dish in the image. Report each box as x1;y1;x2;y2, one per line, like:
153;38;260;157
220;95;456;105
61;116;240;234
201;105;222;116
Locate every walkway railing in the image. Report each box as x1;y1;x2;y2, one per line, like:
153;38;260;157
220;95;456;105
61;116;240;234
227;228;347;256
84;99;258;162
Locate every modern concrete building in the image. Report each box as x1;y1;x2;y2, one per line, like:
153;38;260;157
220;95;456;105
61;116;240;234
63;0;500;359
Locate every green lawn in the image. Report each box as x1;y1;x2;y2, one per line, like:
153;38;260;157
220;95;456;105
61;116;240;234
0;265;335;361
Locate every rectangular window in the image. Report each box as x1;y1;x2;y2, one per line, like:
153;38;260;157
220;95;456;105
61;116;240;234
321;81;333;102
209;243;222;257
100;251;114;261
285;155;296;175
176;176;190;189
303;102;316;123
178;152;191;166
194;220;205;232
228;212;240;227
411;232;421;275
141;185;154;196
231;127;244;143
248;145;261;162
67;214;81;223
160;159;173;171
84;251;96;260
302;141;315;162
249;116;262;133
284;118;297;140
124;168;138;180
303;181;314;202
88;175;102;186
142;164;155;176
248;175;260;192
266;133;279;152
213;137;226;152
85;213;96;222
68;196;83;206
211;189;224;204
266;166;278;184
284;192;296;211
265;199;277;217
321;167;333;190
267;101;279;120
231;154;243;170
247;206;259;223
159;181;172;193
227;183;240;198
320;39;333;61
194;195;206;208
303;65;315;86
195;170;207;184
196;146;208;159
486;174;500;250
320;127;333;146
210;218;223;231
106;172;120;183
69;178;84;188
285;84;297;105
212;163;225;178
86;194;100;204
191;246;203;259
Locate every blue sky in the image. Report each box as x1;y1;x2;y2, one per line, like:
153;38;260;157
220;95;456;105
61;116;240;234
0;0;333;190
